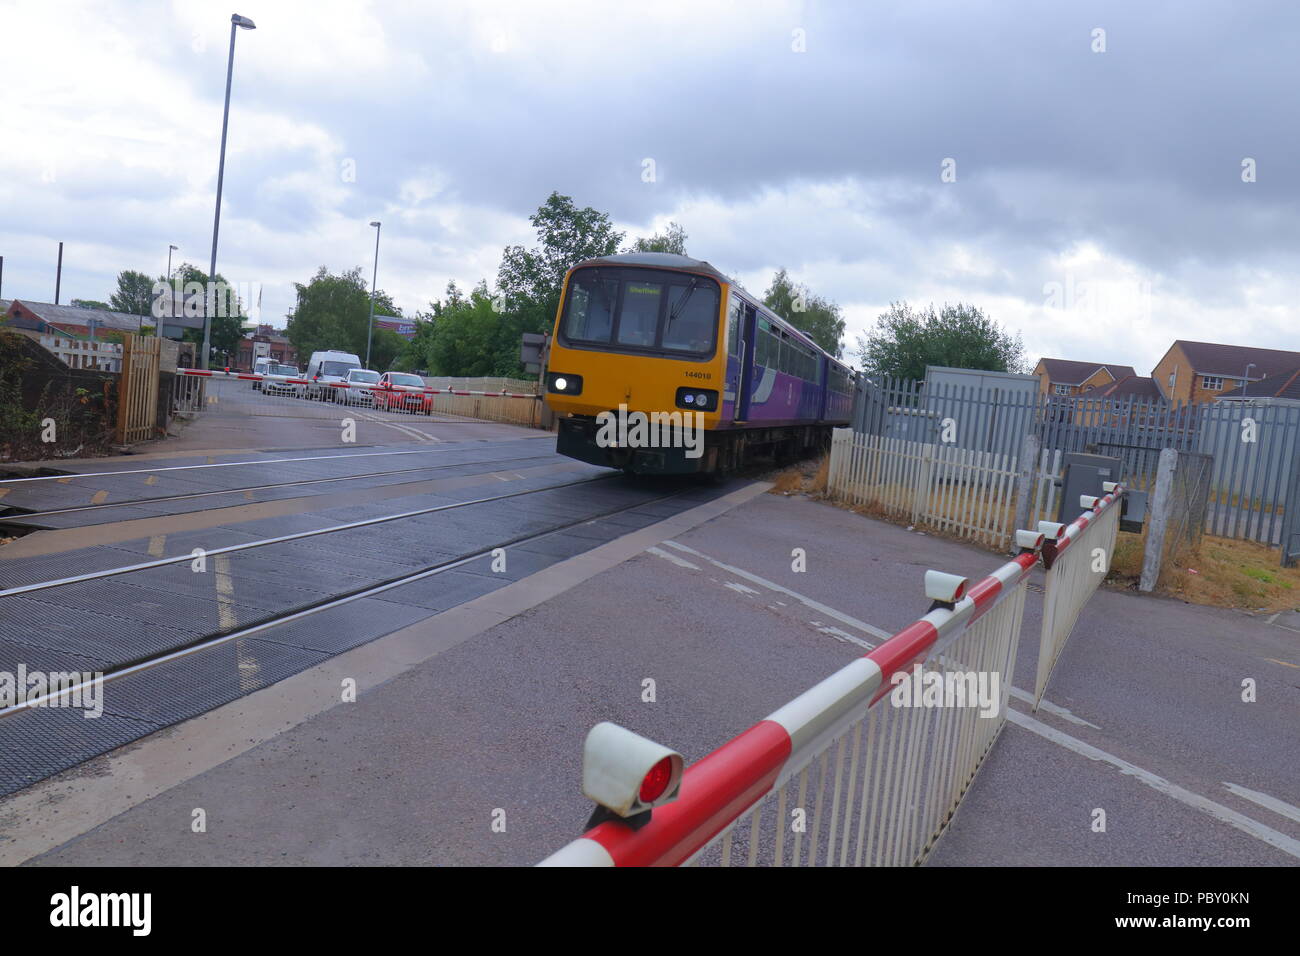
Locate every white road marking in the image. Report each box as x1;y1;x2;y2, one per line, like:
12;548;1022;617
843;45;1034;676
214;555;239;632
1224;782;1300;825
646;546;700;570
663;540;893;641
1005;708;1300;860
1007;686;1101;729
810;622;873;650
725;582;759;596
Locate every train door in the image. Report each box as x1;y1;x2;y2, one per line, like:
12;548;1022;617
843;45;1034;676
736;301;758;422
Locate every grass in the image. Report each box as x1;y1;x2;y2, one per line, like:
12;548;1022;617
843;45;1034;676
1106;529;1300;612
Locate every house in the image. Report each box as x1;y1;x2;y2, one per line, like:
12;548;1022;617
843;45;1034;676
1152;340;1300;406
1098;375;1164;400
1216;368;1300;403
1032;358;1139;397
234;325;298;370
3;299;155;337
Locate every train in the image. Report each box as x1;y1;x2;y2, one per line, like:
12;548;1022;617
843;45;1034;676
543;252;856;475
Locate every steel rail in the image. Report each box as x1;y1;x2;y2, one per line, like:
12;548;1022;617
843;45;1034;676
2;453;558;521
0;484;686;719
0;473;613;598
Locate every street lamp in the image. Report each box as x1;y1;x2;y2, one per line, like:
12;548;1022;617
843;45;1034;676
1243;363;1257;400
166;244;179;330
203;13;256;370
365;220;381;370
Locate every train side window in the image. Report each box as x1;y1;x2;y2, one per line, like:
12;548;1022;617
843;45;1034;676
756;324;776;368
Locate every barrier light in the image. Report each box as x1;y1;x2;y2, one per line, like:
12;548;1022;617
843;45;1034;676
582;722;683;821
924;570;968;604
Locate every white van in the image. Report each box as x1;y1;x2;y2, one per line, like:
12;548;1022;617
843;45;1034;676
305;350;363;402
252;355;273;390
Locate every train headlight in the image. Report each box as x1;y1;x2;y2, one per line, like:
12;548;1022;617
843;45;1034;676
676;387;717;411
546;372;582;395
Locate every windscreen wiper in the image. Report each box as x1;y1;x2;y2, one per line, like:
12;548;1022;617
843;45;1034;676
667;277;700;324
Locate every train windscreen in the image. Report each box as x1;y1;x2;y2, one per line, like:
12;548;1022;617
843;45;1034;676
561;267;720;358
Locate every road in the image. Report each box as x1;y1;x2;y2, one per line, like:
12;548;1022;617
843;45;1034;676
0;412;1296;866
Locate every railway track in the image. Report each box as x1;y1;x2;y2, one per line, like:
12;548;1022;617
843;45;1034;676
0;452;558;524
0;472;690;718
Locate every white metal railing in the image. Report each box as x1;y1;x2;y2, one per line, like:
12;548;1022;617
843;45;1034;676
828;428;1020;549
39;335;123;372
540;489;1128;867
541;528;1051;867
1033;484;1124;708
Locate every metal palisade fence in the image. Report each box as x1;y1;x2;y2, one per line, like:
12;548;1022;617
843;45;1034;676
832;376;1300;551
539;491;1126;866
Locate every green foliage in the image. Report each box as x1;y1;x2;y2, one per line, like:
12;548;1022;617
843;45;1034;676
406;281;508;377
71;299;111;311
109;270;155;316
285;266;399;369
497;191;624;345
626;221;688;255
856;302;1026;381
762;268;846;358
168;263;248;363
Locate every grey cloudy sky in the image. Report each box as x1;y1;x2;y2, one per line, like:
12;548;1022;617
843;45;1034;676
2;0;1297;374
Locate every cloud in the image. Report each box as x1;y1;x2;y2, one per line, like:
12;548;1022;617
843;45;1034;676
1;0;1297;372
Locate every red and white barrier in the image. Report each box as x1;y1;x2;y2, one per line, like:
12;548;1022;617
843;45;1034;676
174;367;537;399
540;489;1127;867
1032;483;1125;708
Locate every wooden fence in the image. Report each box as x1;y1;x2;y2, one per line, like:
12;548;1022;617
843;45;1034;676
427;390;540;427
115;333;162;443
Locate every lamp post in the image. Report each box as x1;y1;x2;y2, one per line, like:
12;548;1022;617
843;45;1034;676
365;220;381;369
203;13;256;370
1243;363;1257;400
166;243;179;332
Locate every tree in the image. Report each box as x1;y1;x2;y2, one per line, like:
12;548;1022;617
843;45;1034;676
169;263;248;362
762;268;846;358
71;299;111;311
497;192;624;342
407;281;518;377
626;221;688;255
856;302;1025;381
285;266;399;368
109;270;155;316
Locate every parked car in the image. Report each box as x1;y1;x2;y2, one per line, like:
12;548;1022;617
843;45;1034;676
263;363;304;398
338;368;381;406
374;372;433;415
304;350;363;402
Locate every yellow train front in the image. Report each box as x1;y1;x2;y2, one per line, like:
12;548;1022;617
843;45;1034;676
544;253;855;475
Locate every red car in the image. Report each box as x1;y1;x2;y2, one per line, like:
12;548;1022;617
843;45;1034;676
374;372;433;415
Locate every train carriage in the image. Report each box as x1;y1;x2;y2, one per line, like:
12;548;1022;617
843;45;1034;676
544;252;855;475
